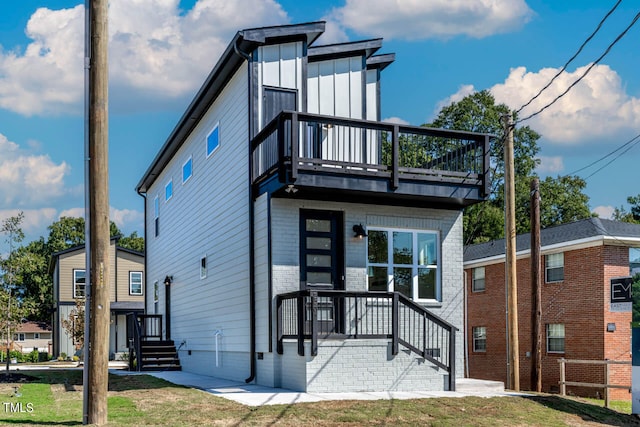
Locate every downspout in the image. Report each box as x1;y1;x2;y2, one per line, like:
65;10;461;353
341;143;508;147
234;38;256;384
463;270;469;378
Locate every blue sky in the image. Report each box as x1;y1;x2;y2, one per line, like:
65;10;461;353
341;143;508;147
1;0;639;245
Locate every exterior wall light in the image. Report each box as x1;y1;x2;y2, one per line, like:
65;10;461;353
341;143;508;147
353;224;367;239
164;276;173;286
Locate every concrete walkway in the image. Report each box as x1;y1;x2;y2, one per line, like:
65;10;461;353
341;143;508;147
113;369;520;406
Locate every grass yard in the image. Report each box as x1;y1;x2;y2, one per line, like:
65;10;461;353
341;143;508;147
0;370;639;426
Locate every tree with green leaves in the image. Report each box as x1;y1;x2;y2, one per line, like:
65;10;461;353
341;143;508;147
1;212;35;371
424;90;593;243
613;194;640;224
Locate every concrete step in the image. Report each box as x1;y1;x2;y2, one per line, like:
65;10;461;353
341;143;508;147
456;378;505;393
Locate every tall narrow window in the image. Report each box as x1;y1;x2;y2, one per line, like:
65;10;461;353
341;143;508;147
472;267;485;292
545;253;564;282
200;256;207;279
153;195;160;237
130;271;143;295
367;228;440;302
547;323;565;353
206;123;220;157
472;326;487;352
182;157;193;184
165;180;173;202
73;269;86;298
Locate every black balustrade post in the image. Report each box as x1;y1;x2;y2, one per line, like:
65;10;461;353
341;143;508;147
297;293;305;356
277;114;286;182
310;291;318;357
391;125;399;190
276;295;284;355
392;292;399;355
291;112;299;181
449;327;456;391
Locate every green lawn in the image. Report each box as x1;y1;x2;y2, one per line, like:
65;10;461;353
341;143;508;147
1;370;639;426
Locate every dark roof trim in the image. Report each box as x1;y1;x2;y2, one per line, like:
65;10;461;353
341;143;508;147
308;38;383;62
136;21;326;194
464;218;640;263
367;53;395;71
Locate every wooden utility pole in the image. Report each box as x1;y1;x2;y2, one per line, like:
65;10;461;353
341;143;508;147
503;114;520;391
530;178;542;392
87;0;110;424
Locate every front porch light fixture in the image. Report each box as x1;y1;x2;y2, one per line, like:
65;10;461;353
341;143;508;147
353;224;367;239
164;275;173;286
285;184;298;194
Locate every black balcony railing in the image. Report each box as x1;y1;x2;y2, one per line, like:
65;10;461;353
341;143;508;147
252;111;490;199
126;313;162;371
276;290;457;391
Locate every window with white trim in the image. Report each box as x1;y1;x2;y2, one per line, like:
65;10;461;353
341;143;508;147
182;157;193;184
153;281;159;304
472;326;487;352
130;271;143;295
165;179;173;202
546;323;565;353
206;123;220;157
367;228;440;302
15;333;25;342
73;269;86;298
200;256;207;279
472;267;485;292
545;253;564;282
34;333;40;339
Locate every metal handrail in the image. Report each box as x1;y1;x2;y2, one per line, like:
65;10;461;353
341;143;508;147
276;289;457;391
251;110;491;198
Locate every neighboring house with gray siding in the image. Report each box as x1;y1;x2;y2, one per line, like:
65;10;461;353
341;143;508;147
135;21;491;392
50;238;144;359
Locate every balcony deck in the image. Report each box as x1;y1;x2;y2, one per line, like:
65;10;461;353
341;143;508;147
251;111;492;208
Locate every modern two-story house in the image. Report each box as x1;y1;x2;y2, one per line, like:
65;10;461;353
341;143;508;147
464;218;640;400
50;238;145;359
135;21;491;392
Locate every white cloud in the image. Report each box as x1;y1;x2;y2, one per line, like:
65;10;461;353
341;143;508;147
490;64;640;144
432;84;476;119
0;133;71;207
383;116;410;125
109;207;144;231
535;156;564;174
330;0;533;40
593;205;615;219
59;207;85;219
0;208;58;234
0;0;289;116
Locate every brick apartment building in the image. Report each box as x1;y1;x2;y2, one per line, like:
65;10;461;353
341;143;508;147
464;218;640;399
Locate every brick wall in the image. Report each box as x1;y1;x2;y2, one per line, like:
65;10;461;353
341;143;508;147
466;244;631;400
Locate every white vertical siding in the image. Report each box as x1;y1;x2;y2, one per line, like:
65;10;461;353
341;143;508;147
145;63;250;368
307;56;364;119
256;42;304;130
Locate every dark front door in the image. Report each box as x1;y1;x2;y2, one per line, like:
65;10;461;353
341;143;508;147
300;210;344;334
263;87;297;127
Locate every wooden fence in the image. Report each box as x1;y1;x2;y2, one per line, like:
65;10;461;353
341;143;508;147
558;358;631;408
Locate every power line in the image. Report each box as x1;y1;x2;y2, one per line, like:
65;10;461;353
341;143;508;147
517;10;640;124
515;0;623;115
567;132;640;176
582;133;640;180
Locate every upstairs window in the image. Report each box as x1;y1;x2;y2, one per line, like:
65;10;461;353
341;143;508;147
153;196;160;237
165;180;173;202
367;228;440;302
545;253;564;283
130;271;143;295
73;269;86;298
472;267;485;292
206;123;220;157
182;157;193;184
200;256;207;279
